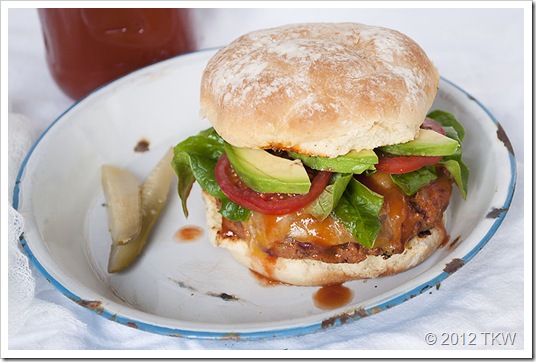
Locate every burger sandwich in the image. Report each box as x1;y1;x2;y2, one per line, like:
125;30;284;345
172;23;469;286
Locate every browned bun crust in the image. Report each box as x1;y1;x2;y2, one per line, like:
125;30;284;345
202;192;444;286
200;23;439;157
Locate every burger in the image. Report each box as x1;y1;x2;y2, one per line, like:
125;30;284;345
172;23;469;286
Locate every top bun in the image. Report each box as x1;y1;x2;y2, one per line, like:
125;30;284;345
200;23;439;157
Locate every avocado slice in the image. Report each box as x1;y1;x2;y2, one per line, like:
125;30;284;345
289;149;378;174
224;143;311;194
379;129;459;156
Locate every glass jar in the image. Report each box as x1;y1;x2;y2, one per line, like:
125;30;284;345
38;8;196;99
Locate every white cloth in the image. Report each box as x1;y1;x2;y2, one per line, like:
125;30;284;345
6;6;528;355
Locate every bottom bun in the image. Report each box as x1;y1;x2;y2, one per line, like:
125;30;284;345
202;192;445;286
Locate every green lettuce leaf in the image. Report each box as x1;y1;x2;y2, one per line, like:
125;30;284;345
390;166;437;196
305;173;352;221
427;110;469;199
332;178;384;248
171;128;251;221
427;110;465;142
439;159;469;199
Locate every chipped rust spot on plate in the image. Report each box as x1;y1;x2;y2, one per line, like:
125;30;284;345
126;321;139;329
221;333;241;340
134;138;150;152
321;308;364;329
369;307;384;315
444;258;465;274
420;284;433;294
487;207;509;219
76;299;104;314
217;292;239;301
355;307;368;318
206;292;240;301
321;316;338;329
496;123;514;156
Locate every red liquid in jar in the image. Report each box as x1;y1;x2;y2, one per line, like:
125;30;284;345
38;8;196;99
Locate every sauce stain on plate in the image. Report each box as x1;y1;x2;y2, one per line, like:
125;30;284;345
249;270;287;287
173;225;204;242
313;284;354;310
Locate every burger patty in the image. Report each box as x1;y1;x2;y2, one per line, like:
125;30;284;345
221;170;453;264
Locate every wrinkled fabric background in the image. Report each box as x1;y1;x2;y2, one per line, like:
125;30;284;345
6;6;527;355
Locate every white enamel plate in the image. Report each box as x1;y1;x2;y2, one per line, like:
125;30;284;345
14;49;516;339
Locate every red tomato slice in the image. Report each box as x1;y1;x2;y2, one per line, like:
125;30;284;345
421;117;446;135
375;155;442;174
215;154;332;215
375;118;446;174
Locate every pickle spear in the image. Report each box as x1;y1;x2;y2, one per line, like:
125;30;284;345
101;165;142;245
108;148;174;273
